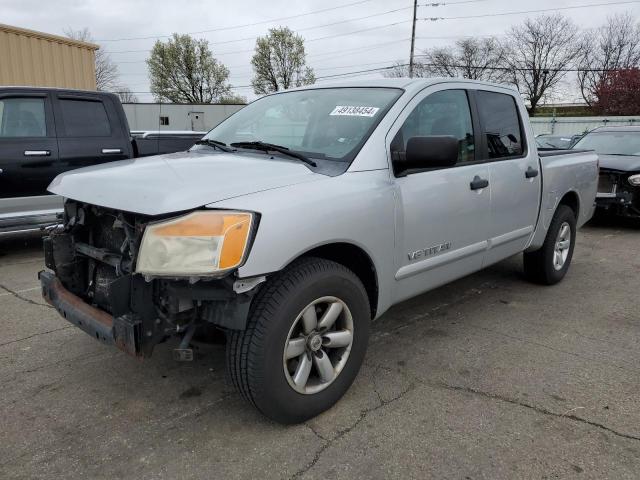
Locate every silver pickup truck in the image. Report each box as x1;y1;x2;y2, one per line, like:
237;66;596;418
39;79;598;423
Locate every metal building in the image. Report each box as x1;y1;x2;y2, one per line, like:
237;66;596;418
0;23;98;90
122;103;245;132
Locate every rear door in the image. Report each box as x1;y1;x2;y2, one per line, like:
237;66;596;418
0;92;59;198
474;89;541;266
389;85;491;304
52;93;130;173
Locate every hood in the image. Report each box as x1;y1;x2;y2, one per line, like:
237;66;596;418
598;154;640;173
48;150;322;215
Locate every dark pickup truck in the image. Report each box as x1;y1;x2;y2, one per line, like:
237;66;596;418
0;87;205;235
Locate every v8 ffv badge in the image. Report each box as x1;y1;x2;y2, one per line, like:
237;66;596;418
408;242;452;261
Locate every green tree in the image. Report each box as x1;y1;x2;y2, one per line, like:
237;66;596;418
147;34;232;103
251;27;315;95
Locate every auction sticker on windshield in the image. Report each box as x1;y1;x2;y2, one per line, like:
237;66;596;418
330;106;380;117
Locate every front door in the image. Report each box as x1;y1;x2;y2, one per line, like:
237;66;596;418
0;93;59;199
189;111;205;131
389;86;491;304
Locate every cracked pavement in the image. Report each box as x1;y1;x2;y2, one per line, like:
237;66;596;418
1;218;640;480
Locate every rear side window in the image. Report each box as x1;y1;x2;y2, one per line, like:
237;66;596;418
60;99;111;137
0;97;47;137
477;91;524;159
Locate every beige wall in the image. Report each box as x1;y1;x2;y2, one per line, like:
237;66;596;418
0;24;98;90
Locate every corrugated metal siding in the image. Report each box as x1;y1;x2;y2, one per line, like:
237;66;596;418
0;24;97;90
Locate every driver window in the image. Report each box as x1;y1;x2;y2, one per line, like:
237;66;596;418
390;89;475;164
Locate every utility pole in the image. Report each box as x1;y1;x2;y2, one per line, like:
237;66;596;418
409;0;418;78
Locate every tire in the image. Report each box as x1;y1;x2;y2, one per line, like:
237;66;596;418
227;257;370;424
523;204;577;285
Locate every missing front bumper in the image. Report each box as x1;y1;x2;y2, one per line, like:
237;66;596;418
39;270;141;357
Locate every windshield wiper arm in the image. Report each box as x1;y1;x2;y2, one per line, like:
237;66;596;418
194;139;235;152
230;141;317;167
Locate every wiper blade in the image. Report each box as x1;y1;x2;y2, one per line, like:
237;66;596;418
230;141;317;167
194;139;235;152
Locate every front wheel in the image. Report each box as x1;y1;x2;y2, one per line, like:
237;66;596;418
226;257;370;424
523;204;577;285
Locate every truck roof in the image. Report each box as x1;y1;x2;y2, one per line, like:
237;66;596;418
286;77;518;95
0;86;118;97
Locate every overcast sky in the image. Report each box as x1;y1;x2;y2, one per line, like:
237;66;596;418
4;0;640;102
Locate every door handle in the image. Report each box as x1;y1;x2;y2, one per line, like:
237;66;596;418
470;175;489;190
24;150;50;156
525;166;539;178
102;148;122;154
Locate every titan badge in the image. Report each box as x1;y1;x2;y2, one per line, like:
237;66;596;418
408;242;452;261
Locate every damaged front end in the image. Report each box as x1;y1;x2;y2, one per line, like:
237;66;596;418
40;200;262;359
596;169;640;218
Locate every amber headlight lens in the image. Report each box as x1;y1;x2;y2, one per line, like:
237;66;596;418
629;174;640;186
136;211;254;276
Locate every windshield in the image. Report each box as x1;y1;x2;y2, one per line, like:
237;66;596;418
202;87;402;161
573;131;640;156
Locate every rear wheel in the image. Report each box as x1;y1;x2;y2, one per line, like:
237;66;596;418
227;257;370;424
523;204;576;285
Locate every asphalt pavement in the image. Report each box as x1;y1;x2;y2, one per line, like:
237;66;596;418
1;218;639;479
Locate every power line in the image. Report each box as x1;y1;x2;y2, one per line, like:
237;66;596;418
105;6;412;54
96;0;382;42
423;0;490;5
410;57;638;72
114;61;637;97
422;0;640;20
114;34;492;68
112;18;409;62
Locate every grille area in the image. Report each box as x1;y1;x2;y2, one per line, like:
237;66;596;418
598;173;616;194
52;202;146;313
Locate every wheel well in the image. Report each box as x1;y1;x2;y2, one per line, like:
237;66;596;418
559;191;580;218
300;243;378;319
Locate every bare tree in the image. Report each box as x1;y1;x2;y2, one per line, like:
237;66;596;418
503;15;583;115
219;94;247;104
385;38;507;82
577;13;640;106
114;87;138;103
423;38;509;82
65;28;120;91
251;27;315;95
383;61;428;78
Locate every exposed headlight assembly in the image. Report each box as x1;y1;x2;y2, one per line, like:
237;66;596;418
136;211;254;276
629;174;640;186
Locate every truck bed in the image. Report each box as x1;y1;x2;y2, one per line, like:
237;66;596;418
527;149;599;250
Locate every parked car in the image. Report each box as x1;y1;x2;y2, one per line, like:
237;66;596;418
39;79;598;424
536;133;582;150
572;126;640;218
0;87;205;235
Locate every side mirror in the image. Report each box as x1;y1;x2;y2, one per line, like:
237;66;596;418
397;136;459;174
